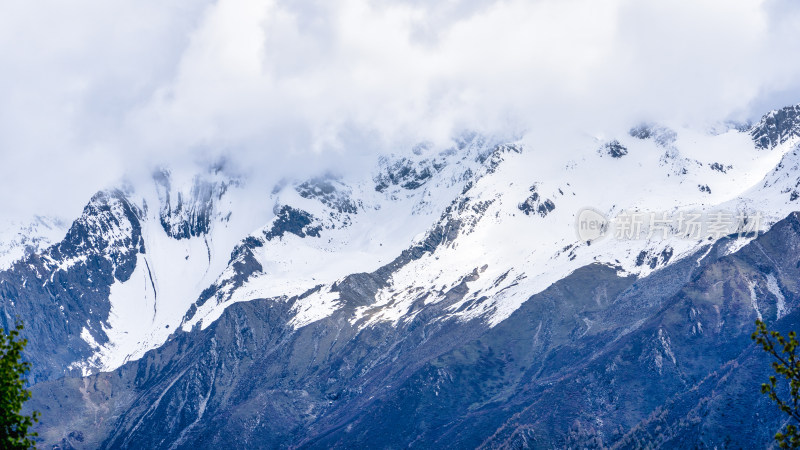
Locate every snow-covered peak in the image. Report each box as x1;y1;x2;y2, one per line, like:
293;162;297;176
751;104;800;150
187;116;800;336
53;167;275;374
0;216;67;270
13;107;800;378
180;133;496;330
152;167;240;240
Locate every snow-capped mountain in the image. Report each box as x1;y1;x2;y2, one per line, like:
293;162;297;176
7;104;800;448
0;166;273;380
171;109;799;337
0;215;67;270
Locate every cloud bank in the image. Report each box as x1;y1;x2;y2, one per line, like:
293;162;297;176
1;0;800;218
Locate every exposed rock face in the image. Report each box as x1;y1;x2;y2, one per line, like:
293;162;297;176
601;139;628;158
296;178;359;214
751;105;800;150
0;190;144;382
263;206;322;241
25;213;800;449
518;186;556;217
154;169;232;240
11;110;800;448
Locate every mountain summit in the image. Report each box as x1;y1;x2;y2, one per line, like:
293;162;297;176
4;107;800;447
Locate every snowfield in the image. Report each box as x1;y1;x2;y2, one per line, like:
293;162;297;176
12;114;800;376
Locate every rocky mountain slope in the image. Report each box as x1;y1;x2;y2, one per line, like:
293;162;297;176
5;105;800;447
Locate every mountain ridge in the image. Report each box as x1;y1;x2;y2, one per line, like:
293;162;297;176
6;104;800;447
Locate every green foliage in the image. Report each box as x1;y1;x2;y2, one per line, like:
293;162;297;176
753;319;800;448
0;322;38;449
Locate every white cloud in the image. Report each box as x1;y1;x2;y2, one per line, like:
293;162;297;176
0;0;799;218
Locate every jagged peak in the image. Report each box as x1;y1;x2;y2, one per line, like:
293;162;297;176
0;216;68;270
263;205;322;241
152;167;238;240
295;176;360;214
751;104;800;150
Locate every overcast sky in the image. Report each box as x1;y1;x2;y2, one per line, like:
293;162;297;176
1;0;799;219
